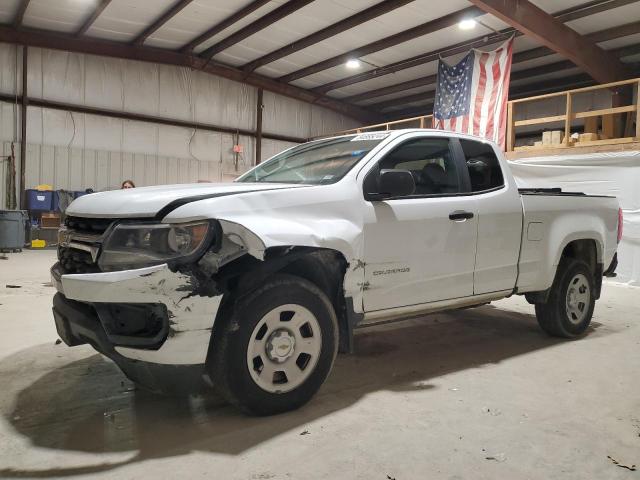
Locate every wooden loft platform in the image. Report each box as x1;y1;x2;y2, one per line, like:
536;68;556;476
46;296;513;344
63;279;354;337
505;138;640;160
324;76;640;160
505;77;640;158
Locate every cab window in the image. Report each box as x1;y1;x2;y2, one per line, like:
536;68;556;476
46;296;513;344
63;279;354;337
369;137;461;196
459;139;504;192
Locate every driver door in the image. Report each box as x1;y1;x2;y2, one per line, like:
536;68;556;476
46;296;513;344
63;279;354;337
361;135;478;312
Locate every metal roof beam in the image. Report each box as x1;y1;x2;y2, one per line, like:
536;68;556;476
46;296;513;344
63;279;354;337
278;6;485;83
0;25;379;124
466;0;629;83
12;0;30;28
131;0;194;46
76;0;112;36
180;0;271;53
242;0;415;73
369;90;435;111
315;0;640;95
200;0;315;60
345;19;640;104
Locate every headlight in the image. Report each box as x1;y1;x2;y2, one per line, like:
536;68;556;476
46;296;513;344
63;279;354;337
98;221;211;271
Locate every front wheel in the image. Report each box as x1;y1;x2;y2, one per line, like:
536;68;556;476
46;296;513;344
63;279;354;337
207;274;338;415
535;258;596;338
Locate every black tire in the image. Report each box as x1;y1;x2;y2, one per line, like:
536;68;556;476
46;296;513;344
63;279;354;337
207;274;338;415
535;258;596;338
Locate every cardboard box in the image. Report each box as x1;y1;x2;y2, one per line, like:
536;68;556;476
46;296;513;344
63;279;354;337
40;212;61;229
578;133;598;142
542;130;564;145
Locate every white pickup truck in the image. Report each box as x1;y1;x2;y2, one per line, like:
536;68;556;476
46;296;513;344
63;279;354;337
51;129;621;415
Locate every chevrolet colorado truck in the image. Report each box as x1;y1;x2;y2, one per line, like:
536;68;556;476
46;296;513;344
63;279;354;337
51;129;621;415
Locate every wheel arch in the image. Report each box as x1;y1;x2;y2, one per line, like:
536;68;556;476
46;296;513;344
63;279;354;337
210;246;359;357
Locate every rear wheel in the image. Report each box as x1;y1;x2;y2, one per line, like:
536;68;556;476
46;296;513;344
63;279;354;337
535;258;595;338
207;274;338;415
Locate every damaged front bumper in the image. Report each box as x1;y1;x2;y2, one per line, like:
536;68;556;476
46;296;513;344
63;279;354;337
51;262;222;367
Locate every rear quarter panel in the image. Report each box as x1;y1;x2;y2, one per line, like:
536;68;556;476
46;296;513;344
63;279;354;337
517;194;619;292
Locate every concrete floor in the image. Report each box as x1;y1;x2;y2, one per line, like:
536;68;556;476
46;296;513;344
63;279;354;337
0;250;638;479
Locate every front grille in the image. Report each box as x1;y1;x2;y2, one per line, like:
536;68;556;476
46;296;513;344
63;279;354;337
65;216;118;235
58;246;101;274
59;217;119;274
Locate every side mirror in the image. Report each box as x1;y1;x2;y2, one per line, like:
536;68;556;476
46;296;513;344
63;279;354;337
367;169;415;200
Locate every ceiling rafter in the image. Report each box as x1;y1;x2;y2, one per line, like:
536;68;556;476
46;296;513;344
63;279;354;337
345;76;437;104
180;0;272;53
0;25;379;124
314;0;640;95
278;6;486;83
346;19;640;104
373;41;640;116
466;0;629;83
131;0;194;46
369;90;435;111
12;0;30;28
241;0;415;73
200;0;316;60
550;0;640;22
386;61;640;120
513;20;640;63
76;0;112;36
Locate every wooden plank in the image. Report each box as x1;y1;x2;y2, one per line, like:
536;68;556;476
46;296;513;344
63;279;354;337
513;144;569;152
506;140;640;159
602;114;616;139
637;80;640;139
507;102;514;152
565;93;572;146
584;116;598;134
574;137;635;146
574;105;637;119
514;115;566;127
511;77;640;104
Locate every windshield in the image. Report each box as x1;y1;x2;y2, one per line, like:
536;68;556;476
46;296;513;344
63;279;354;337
236;134;387;185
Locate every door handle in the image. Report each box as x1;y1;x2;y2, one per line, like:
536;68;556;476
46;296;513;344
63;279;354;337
449;210;474;221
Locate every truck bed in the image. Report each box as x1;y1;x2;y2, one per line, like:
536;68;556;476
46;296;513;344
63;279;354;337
516;190;619;293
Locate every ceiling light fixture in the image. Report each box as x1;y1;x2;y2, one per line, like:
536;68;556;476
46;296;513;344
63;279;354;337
345;59;361;69
458;19;477;30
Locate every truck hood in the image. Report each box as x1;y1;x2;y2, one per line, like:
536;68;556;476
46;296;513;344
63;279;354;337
65;183;307;218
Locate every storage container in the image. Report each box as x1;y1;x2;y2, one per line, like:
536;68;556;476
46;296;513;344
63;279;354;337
27;189;53;211
0;210;28;252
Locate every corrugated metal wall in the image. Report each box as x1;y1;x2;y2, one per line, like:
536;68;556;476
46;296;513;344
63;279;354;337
0;42;360;208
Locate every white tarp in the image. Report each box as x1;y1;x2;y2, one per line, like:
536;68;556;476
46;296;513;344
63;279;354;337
510;151;640;286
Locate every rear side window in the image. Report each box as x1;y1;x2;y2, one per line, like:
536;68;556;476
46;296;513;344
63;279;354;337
459;139;504;192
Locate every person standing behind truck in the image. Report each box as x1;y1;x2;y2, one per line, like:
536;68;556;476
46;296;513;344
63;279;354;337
121;180;135;189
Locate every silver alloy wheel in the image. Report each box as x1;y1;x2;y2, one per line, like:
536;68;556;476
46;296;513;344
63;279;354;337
247;304;322;394
565;273;591;324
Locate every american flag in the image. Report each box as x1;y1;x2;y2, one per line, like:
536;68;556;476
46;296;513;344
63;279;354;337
433;38;514;148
